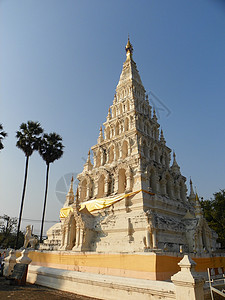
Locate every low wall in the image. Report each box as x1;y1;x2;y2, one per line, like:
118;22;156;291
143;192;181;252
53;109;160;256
27;265;176;300
26;250;225;281
24;253;225;300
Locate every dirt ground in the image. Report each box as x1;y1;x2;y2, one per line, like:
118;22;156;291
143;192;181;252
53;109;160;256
0;276;100;300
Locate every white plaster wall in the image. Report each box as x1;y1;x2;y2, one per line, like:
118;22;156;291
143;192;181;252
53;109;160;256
27;265;175;300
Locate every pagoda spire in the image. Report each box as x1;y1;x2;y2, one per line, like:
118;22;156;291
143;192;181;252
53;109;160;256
116;38;145;100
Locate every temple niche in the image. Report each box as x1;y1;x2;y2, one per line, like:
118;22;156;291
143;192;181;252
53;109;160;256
41;39;218;253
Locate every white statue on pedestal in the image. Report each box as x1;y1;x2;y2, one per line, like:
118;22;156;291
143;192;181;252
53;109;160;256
23;225;38;249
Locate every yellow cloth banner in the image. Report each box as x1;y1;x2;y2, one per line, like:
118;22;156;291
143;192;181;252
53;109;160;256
60;207;73;219
79;189;154;213
60;190;155;217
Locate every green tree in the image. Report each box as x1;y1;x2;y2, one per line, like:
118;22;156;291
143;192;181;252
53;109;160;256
15;121;43;248
0;215;24;248
39;133;64;242
201;189;225;248
0;123;7;150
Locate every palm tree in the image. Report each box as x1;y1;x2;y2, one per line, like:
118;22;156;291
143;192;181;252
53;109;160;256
15;121;43;248
39;133;64;243
0;123;7;151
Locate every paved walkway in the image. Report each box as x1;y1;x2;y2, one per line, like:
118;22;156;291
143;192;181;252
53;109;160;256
0;276;99;300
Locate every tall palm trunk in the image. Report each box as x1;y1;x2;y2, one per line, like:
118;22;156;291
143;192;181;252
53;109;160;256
40;163;50;243
15;155;29;249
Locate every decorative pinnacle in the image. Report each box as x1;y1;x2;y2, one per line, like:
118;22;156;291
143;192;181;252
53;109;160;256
75;187;80;210
173;152;177;164
67;176;74;198
98;126;104;143
84;149;93;171
152;108;157;121
178;255;196;270
160;129;165;144
171;151;180;174
125;36;133;60
194;193;203;218
86;149;91;162
107;108;111;119
113;94;117;104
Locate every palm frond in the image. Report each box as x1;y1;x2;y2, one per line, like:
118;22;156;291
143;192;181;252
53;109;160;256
16;121;43;157
39;132;64;164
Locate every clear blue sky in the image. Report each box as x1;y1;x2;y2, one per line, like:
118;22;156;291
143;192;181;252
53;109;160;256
0;0;225;235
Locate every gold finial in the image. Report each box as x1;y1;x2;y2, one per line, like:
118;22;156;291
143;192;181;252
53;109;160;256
125;35;133;60
126;35;131;48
